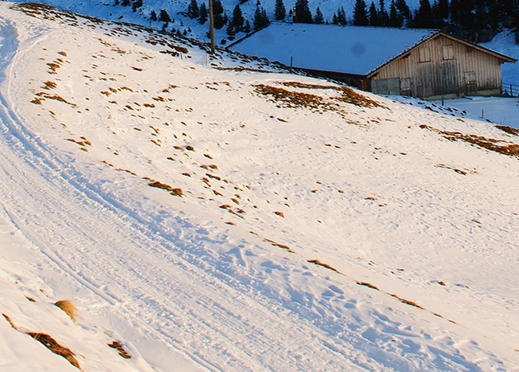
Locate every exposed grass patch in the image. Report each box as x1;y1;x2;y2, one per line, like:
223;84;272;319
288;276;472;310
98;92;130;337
420;124;519;157
496;125;519;136
357;281;379;290
148;180;183;196
2;313;80;369
264;238;293;252
307;259;340;273
389;294;424;309
42;81;57;90
54;300;78;323
108;340;131;359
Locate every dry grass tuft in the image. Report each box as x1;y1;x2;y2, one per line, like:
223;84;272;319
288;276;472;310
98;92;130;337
274;211;285;218
264;238;293;252
28;332;81;369
389;294;424;309
356;281;379;290
42;81;57;90
54;300;78;323
3;313;80;369
307;259;340;273
108;340;131;359
496;125;519;136
148;180;183;196
420;124;519;157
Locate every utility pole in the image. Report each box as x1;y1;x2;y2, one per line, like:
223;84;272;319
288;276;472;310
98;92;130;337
208;0;215;54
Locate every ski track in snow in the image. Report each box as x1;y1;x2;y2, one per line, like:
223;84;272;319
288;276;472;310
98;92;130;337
0;3;518;371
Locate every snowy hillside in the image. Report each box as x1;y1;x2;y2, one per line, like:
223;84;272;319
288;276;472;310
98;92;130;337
1;2;519;371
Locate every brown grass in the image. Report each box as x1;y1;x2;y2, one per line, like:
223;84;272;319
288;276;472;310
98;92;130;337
307;259;340;273
420;124;519;157
389;294;424;309
28;332;81;368
356;281;379;290
54;300;78;323
274;211;285;218
2;313;80;369
42;81;57;90
108;340;131;359
264;238;293;252
148;180;183;196
496;125;519;136
282;81;383;108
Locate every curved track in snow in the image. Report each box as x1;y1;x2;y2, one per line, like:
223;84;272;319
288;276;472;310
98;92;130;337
0;6;516;371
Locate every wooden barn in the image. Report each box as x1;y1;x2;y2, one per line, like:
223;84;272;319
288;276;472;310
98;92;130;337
229;24;516;99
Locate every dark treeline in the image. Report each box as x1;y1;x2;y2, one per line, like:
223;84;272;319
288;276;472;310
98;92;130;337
117;0;519;43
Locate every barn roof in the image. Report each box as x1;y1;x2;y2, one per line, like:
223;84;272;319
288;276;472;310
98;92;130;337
228;23;516;77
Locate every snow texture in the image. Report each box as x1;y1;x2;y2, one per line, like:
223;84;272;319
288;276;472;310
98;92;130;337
0;2;518;371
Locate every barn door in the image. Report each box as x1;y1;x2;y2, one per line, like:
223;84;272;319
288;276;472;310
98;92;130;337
464;71;477;95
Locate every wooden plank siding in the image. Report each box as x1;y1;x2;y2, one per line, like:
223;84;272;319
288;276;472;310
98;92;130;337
370;35;504;99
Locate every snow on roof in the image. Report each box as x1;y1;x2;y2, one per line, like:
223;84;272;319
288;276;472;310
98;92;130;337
230;23;438;76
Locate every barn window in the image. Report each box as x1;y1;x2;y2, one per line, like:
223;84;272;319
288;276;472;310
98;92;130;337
443;45;454;60
419;48;431;62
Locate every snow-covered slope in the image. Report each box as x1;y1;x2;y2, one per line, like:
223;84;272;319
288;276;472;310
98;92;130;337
1;2;519;371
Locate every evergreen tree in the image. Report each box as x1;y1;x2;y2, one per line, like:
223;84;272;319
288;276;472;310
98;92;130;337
213;0;227;29
187;0;199;19
275;0;286;21
132;0;143;12
438;0;449;18
294;0;313;23
159;9;171;23
121;0;131;6
388;0;403;26
253;5;270;30
198;2;208;24
369;2;381;25
378;0;389;25
150;9;157;21
353;0;369;25
336;7;347;25
314;7;324;23
395;0;412;22
227;4;245;35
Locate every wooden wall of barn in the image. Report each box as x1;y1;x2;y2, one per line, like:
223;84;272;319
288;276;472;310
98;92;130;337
371;35;503;98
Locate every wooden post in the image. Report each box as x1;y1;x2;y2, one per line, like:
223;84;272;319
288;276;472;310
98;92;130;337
208;0;215;54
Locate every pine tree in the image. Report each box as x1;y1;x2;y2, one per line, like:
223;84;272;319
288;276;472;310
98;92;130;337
213;0;226;29
314;7;324;23
369;2;381;26
388;0;403;26
294;0;313;23
198;2;208;24
227;4;244;35
150;10;157;21
253;5;270;30
275;0;286;21
159;9;171;23
378;0;389;25
337;7;347;25
438;0;449;18
353;0;369;25
187;0;199;19
395;0;412;22
132;0;143;12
